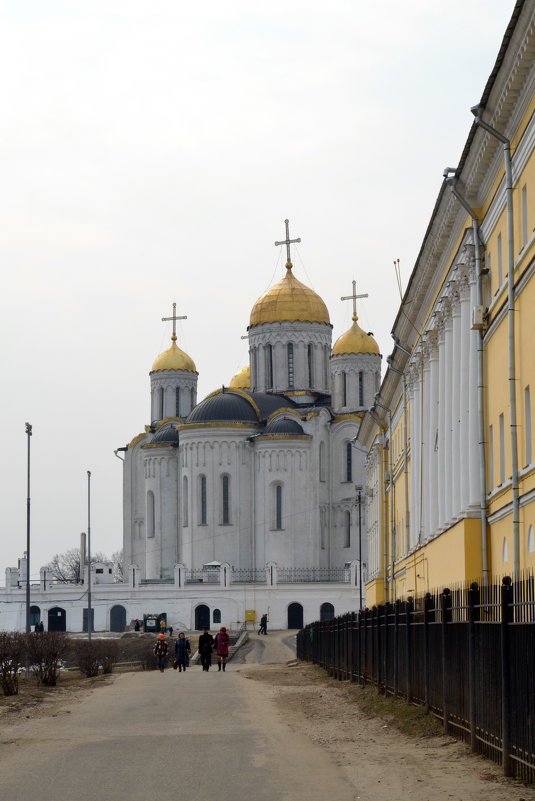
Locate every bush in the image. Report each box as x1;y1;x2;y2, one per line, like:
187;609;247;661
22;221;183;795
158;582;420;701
27;631;67;686
0;632;27;695
74;640;119;677
97;640;118;674
142;641;158;671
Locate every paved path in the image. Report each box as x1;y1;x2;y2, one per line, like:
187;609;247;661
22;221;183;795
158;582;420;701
0;632;355;801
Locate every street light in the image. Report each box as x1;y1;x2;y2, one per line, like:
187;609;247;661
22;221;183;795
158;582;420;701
87;470;92;641
25;423;32;634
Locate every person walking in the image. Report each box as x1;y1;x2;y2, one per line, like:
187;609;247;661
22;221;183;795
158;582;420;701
258;613;268;635
198;627;214;671
153;633;168;673
214;626;230;672
174;632;191;672
159;617;167;635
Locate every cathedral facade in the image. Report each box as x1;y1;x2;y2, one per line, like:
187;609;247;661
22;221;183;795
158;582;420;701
122;244;381;589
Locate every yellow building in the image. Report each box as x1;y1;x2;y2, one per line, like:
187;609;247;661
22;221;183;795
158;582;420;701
359;0;535;604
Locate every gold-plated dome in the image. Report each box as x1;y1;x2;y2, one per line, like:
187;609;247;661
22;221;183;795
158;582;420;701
250;262;330;326
229;364;250;389
151;335;197;373
332;316;380;356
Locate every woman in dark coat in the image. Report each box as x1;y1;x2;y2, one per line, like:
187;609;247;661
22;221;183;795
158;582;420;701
174;632;191;672
214;626;230;672
198;627;215;671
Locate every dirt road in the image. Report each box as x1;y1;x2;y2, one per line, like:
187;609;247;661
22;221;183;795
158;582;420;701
0;631;533;801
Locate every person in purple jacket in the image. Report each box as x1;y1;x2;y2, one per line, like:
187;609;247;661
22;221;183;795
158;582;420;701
214;626;230;672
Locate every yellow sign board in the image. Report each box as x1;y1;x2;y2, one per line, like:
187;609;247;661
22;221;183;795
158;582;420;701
245;609;256;622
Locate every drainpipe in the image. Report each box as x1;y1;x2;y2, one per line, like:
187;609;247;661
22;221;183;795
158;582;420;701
387;358;410;552
471;107;519;581
444;173;488;590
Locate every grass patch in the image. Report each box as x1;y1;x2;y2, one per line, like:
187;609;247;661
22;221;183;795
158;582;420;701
345;681;444;738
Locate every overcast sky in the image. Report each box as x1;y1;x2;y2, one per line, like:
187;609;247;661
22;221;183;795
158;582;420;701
0;1;517;581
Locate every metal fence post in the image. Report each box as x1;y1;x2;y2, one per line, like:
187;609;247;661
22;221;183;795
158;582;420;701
394;599;399;697
441;587;452;734
406;596;413;703
423;592;432;713
357;609;362;685
468;581;480;752
362;607;368;686
383;603;390;697
377;605;383;692
501;576;512;776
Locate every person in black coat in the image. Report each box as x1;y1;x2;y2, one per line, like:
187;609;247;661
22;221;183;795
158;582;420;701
198;627;215;671
174;632;191;672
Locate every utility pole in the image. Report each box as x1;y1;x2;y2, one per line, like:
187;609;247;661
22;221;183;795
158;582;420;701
25;423;32;634
87;470;92;641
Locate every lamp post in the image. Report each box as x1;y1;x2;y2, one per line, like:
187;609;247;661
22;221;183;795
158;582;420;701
87;470;92;641
25;423;32;634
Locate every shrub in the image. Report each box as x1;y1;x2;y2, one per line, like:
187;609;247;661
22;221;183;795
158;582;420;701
98;640;118;674
0;632;27;695
74;641;100;677
142;641;158;671
27;631;67;686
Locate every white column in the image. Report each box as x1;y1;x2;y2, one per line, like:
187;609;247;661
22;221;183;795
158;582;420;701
428;335;439;534
459;274;471;511
410;362;422;545
443;305;453;524
468;267;480;508
437;322;446;529
421;350;431;539
451;292;462;518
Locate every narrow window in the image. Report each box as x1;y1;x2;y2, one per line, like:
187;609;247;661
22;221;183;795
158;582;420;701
346;442;352;482
287;343;294;389
159;387;165;420
526;386;532;465
308;343;314;387
342;372;347;407
319;441;326;482
344;510;351;548
522;184;528;248
497;232;503;285
488;425;494;490
200;475;207;525
499;413;505;484
251;349;257;390
324;345;329;389
182;476;188;526
213;608;221;624
265;344;273;390
175;387;180;417
528;525;535;554
190;387;195;411
320;509;326;550
502;537;508;563
358;371;364;407
147;491;155;538
222;475;230;525
275;485;283;529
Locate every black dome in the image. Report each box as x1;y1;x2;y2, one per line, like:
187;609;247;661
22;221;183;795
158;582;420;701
265;417;304;435
187;391;258;424
151;426;179;444
246;391;296;420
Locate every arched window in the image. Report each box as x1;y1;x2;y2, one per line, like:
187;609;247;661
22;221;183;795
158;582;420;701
308;343;314;387
159;387;165;420
502;537;509;563
324;345;329;389
319;441;326;482
221;475;230;525
274;484;283;530
182;476;188;526
320;602;335;621
175;387;180;417
213;608;221;624
345;442;352;482
199;475;207;525
320;508;326;550
190;387;195;412
147;491;155;538
528;525;535;554
344;510;351;548
265;344;273;389
287;343;294;388
342;372;347;407
251;349;258;390
358;371;364;407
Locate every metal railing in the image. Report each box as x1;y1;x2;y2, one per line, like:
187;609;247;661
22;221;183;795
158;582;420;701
278;567;349;583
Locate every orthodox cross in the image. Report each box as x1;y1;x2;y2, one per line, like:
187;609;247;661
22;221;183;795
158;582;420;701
341;280;368;321
161;302;187;341
275;219;301;267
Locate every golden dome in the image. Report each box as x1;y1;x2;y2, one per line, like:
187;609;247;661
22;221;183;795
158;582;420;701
332;316;380;356
250;262;330;326
229;364;250;389
151;336;197;373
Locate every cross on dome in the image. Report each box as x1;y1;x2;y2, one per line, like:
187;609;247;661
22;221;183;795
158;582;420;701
275;219;301;269
161;302;187;342
341;280;368;321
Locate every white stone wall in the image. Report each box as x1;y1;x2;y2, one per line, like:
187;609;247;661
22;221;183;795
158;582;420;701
150;369;198;422
330;353;381;414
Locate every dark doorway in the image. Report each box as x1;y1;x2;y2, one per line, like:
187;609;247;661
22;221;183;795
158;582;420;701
110;605;127;632
287;602;304;629
30;605;41;626
195;604;210;630
48;607;66;632
83;608;95;633
320;602;335;621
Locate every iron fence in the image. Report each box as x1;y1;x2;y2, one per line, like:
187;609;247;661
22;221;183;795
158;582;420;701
230;568;267;584
277;567;349;583
296;575;535;783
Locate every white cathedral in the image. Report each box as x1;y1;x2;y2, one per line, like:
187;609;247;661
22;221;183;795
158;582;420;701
2;222;382;632
121;223;380;607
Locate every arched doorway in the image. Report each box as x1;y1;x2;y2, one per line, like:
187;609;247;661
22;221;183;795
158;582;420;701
30;605;41;627
48;607;66;632
110;605;127;632
288;602;303;629
320;602;335;621
195;604;210;630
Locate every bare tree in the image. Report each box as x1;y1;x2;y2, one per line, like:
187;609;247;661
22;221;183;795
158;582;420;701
111;549;124;583
45;548;109;583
